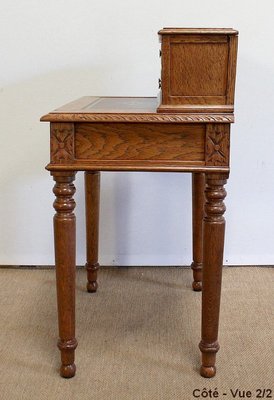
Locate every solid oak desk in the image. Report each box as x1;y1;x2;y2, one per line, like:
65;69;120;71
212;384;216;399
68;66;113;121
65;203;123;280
41;96;234;379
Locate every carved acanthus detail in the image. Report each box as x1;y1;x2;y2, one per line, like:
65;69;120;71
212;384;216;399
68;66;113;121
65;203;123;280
50;123;74;163
206;125;230;166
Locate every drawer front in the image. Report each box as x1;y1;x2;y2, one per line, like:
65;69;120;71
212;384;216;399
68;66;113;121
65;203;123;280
75;123;205;163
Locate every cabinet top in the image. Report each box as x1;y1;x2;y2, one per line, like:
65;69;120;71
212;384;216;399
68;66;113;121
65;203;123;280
158;28;238;35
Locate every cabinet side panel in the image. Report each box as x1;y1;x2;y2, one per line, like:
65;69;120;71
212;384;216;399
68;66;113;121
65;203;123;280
169;42;228;97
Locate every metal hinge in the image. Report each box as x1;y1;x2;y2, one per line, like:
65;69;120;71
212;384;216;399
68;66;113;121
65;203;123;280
158;78;162;89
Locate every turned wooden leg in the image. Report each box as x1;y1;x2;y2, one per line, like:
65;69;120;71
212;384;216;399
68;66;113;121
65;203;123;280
191;173;205;291
199;173;228;378
52;172;77;378
85;171;100;293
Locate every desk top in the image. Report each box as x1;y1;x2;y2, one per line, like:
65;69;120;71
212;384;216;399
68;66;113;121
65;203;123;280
41;97;234;124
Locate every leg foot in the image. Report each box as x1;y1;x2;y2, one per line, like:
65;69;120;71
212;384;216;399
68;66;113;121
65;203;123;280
191;273;202;291
60;363;76;379
191;261;202;291
192;282;202;291
86;262;99;293
58;338;78;378
87;282;98;293
200;365;216;378
199;340;219;378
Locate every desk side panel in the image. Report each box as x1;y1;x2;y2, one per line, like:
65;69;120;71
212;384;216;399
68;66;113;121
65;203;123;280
47;122;230;172
74;123;205;167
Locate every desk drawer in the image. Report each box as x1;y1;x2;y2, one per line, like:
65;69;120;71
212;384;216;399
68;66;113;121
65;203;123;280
75;123;205;163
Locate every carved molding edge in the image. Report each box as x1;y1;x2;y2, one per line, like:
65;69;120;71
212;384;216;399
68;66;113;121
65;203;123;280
205;124;230;166
44;113;234;123
50;123;74;163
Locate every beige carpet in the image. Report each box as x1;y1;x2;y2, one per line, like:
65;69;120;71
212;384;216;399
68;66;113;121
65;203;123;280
0;267;273;400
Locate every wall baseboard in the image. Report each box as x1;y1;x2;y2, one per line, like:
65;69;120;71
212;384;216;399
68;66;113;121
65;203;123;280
0;265;273;269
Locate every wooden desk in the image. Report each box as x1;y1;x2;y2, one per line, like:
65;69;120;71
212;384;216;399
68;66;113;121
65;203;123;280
41;96;234;379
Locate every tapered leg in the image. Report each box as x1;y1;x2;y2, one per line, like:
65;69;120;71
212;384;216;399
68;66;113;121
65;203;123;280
85;171;100;293
191;173;205;291
52;172;77;378
199;173;228;378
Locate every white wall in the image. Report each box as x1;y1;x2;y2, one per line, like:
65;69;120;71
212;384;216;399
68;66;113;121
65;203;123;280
0;0;274;266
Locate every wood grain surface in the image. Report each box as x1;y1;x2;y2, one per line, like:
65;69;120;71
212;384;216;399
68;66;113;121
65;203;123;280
169;42;228;98
75;123;205;162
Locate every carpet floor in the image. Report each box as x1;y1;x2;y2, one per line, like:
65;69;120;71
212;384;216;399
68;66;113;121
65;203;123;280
0;267;273;400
